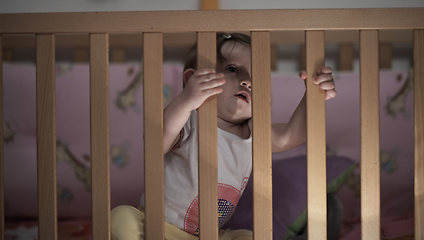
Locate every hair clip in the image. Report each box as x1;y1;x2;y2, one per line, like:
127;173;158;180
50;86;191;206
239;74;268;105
223;34;232;39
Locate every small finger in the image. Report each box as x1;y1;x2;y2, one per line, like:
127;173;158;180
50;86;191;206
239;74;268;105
193;68;216;78
200;78;226;90
198;73;224;83
203;87;224;97
319;81;335;91
314;73;333;85
317;66;332;75
325;89;337;100
298;70;307;80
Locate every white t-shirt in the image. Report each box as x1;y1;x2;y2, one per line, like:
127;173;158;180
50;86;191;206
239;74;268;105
140;111;252;236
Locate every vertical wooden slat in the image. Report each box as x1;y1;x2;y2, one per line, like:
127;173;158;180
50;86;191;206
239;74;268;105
90;33;110;240
0;35;4;240
305;30;326;240
339;43;354;71
143;32;165;240
197;32;218;240
360;30;380;240
251;31;272;240
36;34;57;240
413;29;424;240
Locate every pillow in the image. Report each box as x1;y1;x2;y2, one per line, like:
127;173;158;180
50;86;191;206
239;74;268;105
222;155;355;240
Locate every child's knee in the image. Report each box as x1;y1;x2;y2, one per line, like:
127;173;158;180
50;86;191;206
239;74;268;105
111;205;145;240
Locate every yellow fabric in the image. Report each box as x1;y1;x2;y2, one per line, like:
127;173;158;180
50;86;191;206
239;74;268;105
111;205;252;240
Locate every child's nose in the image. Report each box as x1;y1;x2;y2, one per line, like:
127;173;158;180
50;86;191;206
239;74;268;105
240;79;251;90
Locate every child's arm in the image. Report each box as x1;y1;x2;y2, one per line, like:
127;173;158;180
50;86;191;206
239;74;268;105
163;69;226;154
271;66;336;153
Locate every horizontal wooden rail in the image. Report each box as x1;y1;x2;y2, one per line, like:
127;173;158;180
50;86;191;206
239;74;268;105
0;30;414;49
0;9;423;34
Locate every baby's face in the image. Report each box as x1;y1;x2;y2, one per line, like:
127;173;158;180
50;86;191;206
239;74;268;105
216;41;252;124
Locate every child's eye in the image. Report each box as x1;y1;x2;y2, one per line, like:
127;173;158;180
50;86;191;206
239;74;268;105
227;64;238;73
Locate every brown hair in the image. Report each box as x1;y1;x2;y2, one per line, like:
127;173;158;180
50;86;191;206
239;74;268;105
183;32;251;71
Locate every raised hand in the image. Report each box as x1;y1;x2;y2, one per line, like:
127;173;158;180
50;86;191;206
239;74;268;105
298;66;337;100
180;68;226;111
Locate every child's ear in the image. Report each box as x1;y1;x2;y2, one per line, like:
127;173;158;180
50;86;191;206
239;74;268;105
183;68;195;86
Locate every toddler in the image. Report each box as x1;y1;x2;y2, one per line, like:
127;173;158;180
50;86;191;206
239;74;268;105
111;32;336;240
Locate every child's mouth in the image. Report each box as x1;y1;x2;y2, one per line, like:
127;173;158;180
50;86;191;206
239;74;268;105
235;91;250;103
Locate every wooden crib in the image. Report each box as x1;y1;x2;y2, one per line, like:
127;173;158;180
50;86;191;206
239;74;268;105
0;8;423;240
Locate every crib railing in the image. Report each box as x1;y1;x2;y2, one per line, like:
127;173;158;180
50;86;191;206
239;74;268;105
0;8;423;240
